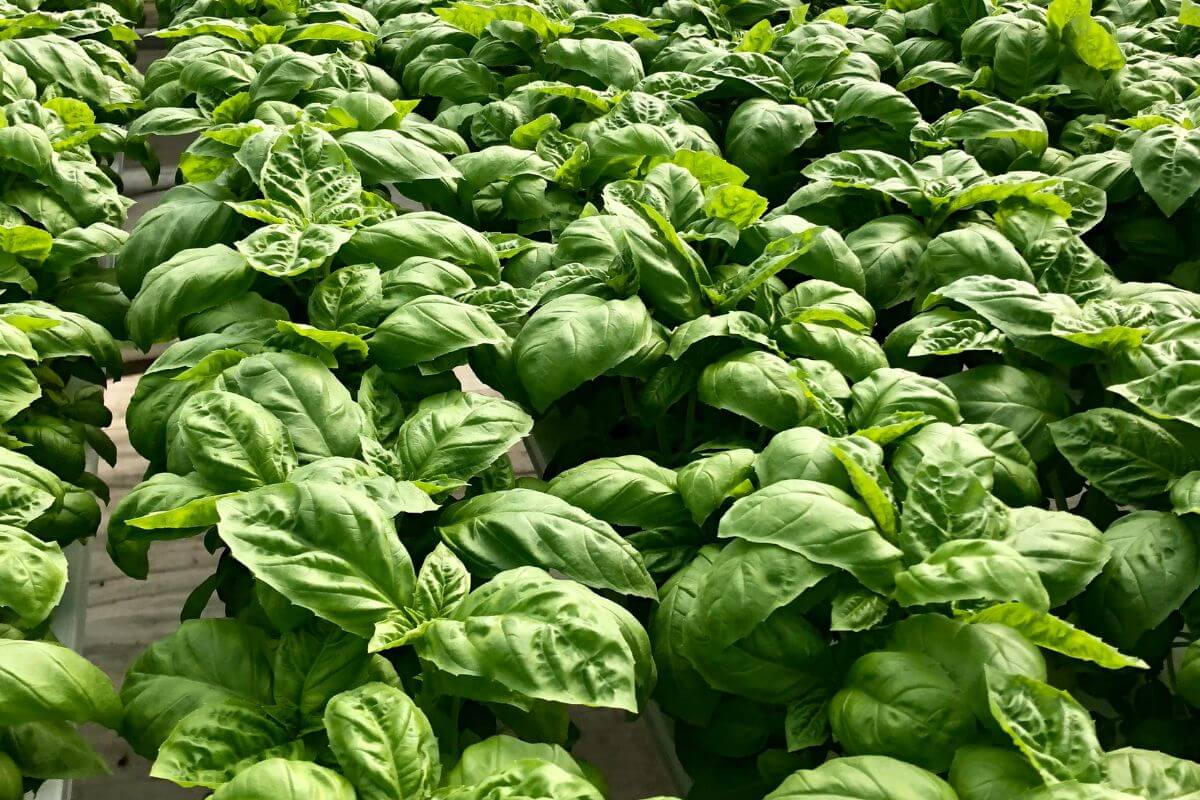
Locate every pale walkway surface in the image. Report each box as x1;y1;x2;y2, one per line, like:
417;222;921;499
76;373;679;799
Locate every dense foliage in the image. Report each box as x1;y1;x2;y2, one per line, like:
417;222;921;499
4;0;1200;796
0;1;148;795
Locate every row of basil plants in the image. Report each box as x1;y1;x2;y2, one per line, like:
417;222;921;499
0;0;153;796
44;0;1200;797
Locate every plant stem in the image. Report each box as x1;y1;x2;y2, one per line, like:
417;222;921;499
683;393;696;455
1048;471;1069;511
620;377;636;418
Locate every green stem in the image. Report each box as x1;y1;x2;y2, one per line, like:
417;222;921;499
1048;471;1069;511
620;377;637;419
683;393;697;455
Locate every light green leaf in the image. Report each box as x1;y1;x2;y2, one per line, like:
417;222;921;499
765;756;958;799
677;448;756;525
415;568;650;712
1109;361;1200;429
961;603;1146;669
438;488;656;598
985;668;1103;784
0;524;66;628
259;125;362;224
308;264;382;330
1172;471;1200;515
0;640;121;729
1103;748;1200;799
174;390;296;491
1050;409;1192;506
370;295;506;370
411;543;471;622
151;700;305;788
949;745;1040;800
698;349;814;432
237;223;354;278
395;392;531;482
895;540;1050;611
898;451;1009;561
1130;126;1200;216
514;295;653;412
719;479;902;593
217;482;415;637
0;356;40;423
324;683;440;800
941;101;1050;156
443;735;587;787
210;759;355;800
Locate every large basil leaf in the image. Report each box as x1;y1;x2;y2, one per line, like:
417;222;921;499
949;746;1040;800
755;427;853;492
682;539;833;703
442;735;589;788
894;540;1051;611
765;756;958;799
0;524;67;627
0;720;109;780
830;649;978;771
438;489;656;598
371;295;506;370
1102;748;1200;799
1049;409;1193;505
126;244;254;349
0;640;121;729
513;295;653;411
942;365;1070;462
219;352;366;462
324;683;440;800
272;622;373;725
546;455;689;529
217;481;415;637
677;448;756;525
985;669;1103;784
394;391;531;481
725;99;816;179
339;129;459;186
649;546;723;728
209;759;355;800
698;349;814;431
1004;506;1109;607
1130;126;1200;217
116;181;239;297
1078;511;1200;649
414;567;652;712
150;700;305;789
719;479;903;593
120;619;274;757
173;390;297;491
342;212;501;284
